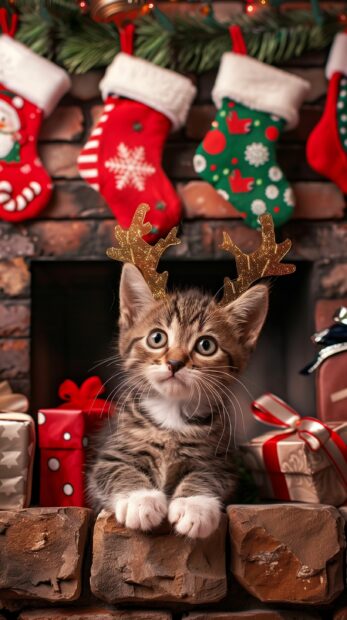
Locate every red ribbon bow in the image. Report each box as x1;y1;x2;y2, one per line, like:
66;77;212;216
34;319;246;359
58;376;107;413
252;393;347;501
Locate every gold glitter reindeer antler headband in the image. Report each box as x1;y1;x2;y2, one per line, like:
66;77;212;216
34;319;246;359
107;204;295;302
106;203;181;300
219;214;296;305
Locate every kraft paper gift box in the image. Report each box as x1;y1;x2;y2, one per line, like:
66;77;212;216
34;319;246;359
301;302;347;423
241;393;347;506
0;412;35;510
317;356;347;423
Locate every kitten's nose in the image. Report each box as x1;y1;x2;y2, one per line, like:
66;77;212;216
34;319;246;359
167;359;185;375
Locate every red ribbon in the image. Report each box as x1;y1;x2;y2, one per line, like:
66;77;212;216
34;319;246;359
0;9;18;37
119;23;135;55
58;376;107;412
229;25;247;56
252;393;347;500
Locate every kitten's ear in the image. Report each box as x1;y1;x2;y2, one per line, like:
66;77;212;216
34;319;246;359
224;284;269;351
119;264;155;328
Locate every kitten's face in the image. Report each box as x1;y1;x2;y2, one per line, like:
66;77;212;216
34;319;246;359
118;264;268;404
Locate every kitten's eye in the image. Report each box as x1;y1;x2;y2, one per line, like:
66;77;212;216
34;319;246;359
147;329;168;349
195;336;217;356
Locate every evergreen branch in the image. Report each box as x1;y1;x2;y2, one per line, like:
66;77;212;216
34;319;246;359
16;13;55;58
56;19;119;73
13;6;344;74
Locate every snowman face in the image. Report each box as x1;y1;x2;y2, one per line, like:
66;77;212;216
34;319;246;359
0;100;20;133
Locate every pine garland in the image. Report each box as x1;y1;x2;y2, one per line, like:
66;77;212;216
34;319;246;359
9;1;344;74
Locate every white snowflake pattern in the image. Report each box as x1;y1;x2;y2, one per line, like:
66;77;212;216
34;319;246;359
193;154;206;173
268;166;283;182
217;189;229;201
265;184;279;200
284;187;295;207
105;142;155;191
251;199;267;215
245;142;269;168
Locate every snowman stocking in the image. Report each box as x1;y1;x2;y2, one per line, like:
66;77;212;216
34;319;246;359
193;53;309;228
78;53;196;241
307;33;347;193
0;35;70;221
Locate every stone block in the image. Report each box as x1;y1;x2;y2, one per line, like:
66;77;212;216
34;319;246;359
0;302;30;337
228;504;345;604
41;107;84;141
19;609;172;620
40;144;80;179
0;338;30;380
0;258;30;297
0;508;90;602
185;611;320;619
90;511;227;605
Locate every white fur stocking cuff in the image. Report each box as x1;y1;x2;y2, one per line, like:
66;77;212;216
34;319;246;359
100;52;197;130
326;33;347;80
212;52;310;130
0;35;71;116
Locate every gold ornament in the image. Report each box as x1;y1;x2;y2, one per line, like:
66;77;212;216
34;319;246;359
218;214;295;305
107;206;295;303
107;204;181;300
90;0;150;21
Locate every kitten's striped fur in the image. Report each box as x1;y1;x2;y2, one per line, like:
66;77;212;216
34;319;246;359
88;264;268;538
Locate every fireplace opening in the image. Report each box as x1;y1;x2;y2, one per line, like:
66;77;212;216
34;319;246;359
31;259;315;440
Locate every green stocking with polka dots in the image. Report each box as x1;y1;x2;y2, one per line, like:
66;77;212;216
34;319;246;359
193;52;309;228
307;33;347;194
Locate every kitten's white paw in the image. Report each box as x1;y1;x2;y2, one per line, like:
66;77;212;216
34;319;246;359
168;495;221;539
114;489;167;531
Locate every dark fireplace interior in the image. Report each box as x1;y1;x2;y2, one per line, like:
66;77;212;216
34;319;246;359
31;261;314;440
31;260;316;442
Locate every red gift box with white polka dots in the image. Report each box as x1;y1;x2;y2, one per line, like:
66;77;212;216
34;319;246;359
38;377;113;507
38;408;88;507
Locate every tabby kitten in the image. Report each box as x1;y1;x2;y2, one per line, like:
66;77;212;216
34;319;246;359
88;263;268;538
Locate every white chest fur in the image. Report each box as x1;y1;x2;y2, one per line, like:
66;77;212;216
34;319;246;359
142;396;212;430
142;397;188;430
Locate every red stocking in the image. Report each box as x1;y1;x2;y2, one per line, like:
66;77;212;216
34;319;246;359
78;29;196;241
0;32;70;221
307;33;347;193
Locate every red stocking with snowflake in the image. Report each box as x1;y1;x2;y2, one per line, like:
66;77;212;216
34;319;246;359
78;32;196;241
307;32;347;193
0;33;70;221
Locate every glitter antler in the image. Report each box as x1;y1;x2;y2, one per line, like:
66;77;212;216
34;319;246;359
219;214;296;305
106;204;181;300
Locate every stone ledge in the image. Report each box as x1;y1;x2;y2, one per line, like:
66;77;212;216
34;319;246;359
19;609;172;620
0;508;91;602
228;504;345;605
0;503;345;612
90;510;227;605
184;612;321;619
